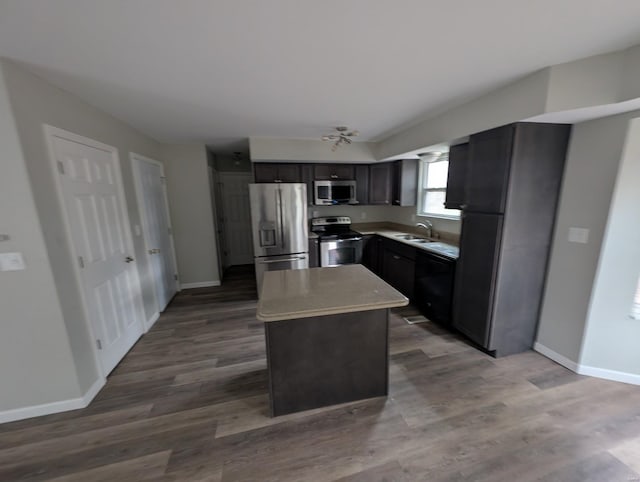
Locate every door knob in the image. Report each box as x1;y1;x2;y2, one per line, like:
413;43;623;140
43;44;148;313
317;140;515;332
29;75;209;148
125;256;135;263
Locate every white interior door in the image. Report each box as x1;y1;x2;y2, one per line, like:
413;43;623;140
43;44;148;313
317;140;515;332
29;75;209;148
132;154;178;315
219;172;254;266
47;126;145;375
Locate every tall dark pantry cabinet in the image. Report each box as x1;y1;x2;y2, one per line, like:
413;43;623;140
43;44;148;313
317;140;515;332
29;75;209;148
452;123;571;356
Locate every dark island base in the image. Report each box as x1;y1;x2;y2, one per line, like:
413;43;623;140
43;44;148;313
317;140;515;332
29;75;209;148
265;309;389;417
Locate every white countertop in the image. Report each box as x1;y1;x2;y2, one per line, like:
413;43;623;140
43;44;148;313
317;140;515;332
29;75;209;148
257;264;409;322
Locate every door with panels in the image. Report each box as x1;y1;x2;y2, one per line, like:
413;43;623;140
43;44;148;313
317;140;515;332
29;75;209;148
132;154;178;317
47;126;145;375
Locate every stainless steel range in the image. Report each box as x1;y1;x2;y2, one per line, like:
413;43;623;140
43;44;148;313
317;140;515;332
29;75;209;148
311;216;363;267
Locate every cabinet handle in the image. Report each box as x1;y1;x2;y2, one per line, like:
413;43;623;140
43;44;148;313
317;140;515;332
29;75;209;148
460;204;467;209
393;255;400;260
331;174;338;179
395;199;400;203
274;179;282;183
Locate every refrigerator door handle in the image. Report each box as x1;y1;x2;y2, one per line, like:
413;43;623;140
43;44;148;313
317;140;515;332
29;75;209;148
257;256;307;264
275;188;283;248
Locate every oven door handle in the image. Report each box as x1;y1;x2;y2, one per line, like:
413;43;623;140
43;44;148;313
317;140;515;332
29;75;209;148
257;256;306;264
328;237;362;243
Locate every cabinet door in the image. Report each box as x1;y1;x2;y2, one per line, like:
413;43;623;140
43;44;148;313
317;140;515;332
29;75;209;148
276;163;302;182
392;159;418;206
467;125;513;213
362;235;379;273
314;164;355;180
452;212;503;349
300;164;315;205
355;165;369;204
369;163;392;205
254;163;280;183
382;249;415;299
445;143;469;209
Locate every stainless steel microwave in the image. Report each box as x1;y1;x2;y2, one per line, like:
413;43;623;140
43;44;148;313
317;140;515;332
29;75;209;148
314;180;358;205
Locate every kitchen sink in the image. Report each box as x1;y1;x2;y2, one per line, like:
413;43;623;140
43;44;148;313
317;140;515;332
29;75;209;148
395;234;423;240
414;239;435;244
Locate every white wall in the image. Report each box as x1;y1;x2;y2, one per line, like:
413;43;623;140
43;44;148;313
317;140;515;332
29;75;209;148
250;137;378;163
164;144;220;287
536;109;640;372
0;63;82;413
1;59;166;397
579;116;640;378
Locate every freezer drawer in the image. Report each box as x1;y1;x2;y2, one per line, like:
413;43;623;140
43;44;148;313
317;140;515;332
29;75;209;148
255;253;308;297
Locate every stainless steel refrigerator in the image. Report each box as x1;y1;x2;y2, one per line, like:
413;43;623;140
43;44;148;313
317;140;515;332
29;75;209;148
249;183;308;295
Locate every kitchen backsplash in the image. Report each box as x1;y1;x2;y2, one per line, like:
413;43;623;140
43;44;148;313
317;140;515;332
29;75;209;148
310;205;461;236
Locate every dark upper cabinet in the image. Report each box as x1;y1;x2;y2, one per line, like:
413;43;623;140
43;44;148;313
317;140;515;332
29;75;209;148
300;164;315;205
253;163;302;183
392;159;418;206
445;143;469;210
452;122;571;357
314;164;355;180
368;163;392;205
355;165;370;205
465;125;514;213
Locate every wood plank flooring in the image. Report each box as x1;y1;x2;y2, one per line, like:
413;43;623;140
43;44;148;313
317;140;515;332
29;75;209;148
1;265;639;481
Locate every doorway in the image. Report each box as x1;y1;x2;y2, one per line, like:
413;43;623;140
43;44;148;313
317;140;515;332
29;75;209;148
131;153;179;322
218;172;254;266
45;126;145;375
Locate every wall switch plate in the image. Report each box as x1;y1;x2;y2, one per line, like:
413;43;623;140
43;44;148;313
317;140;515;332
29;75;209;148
134;224;142;236
0;252;26;271
312;211;319;218
360;212;367;219
0;234;9;242
568;227;589;244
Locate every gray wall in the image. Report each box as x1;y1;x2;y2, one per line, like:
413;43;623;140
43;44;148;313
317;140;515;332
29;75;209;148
164;144;220;286
537;109;639;363
1;58;170;415
579;116;640;374
0;63;81;411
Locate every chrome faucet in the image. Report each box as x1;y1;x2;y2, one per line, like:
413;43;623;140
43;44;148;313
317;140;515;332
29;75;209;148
416;221;433;238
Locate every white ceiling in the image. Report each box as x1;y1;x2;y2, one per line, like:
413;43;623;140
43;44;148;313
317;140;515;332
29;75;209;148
1;0;640;155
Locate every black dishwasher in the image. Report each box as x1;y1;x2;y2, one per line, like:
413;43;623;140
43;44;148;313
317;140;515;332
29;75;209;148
414;251;456;325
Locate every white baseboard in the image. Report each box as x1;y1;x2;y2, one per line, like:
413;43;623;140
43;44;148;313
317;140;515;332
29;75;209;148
533;342;580;372
577;364;640;386
0;377;105;424
180;280;221;289
534;342;640;386
145;311;160;332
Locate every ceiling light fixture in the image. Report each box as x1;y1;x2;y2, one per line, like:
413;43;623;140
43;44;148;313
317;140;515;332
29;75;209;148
322;126;359;151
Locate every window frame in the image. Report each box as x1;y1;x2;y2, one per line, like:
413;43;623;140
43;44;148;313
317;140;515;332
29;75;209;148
416;154;460;220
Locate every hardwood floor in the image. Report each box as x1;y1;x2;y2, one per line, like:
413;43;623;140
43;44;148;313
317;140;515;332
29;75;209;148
1;265;639;481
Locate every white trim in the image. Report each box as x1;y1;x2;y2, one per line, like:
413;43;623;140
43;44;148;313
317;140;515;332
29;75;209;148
0;377;105;424
533;342;580;372
130;152;180;316
534;342;640;386
145;311;160;332
43;125;146;377
180;280;221;289
577;364;640;386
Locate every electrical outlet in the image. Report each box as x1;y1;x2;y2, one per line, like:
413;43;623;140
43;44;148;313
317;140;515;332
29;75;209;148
0;252;25;271
360;212;367;220
568;227;589;244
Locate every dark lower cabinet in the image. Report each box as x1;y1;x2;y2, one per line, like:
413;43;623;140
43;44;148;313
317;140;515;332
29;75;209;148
308;237;319;268
381;239;415;300
414;251;456;325
362;235;381;273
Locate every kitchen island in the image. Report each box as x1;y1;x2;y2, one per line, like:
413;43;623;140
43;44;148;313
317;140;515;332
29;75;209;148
257;264;408;416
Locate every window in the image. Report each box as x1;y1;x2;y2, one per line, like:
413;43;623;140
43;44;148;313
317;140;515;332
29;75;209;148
417;152;460;219
632;277;640;320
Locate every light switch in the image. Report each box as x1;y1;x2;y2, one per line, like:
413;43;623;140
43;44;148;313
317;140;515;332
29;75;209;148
568;227;589;244
134;224;142;236
0;252;26;271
